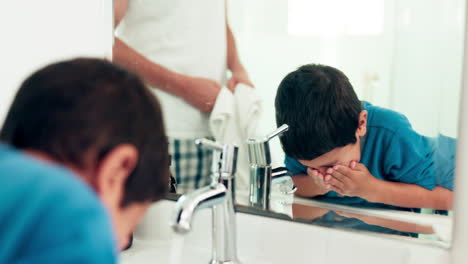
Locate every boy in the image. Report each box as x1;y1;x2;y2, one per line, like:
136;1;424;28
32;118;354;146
0;58;169;263
275;64;454;212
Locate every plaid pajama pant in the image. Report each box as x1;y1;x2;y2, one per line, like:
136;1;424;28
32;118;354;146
169;138;214;194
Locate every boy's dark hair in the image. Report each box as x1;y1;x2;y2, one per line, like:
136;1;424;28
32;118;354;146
0;58;169;207
275;64;362;160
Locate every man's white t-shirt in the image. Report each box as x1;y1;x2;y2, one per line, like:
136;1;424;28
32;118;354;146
116;0;227;138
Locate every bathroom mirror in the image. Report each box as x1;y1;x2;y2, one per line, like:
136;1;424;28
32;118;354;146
114;0;465;245
227;0;463;240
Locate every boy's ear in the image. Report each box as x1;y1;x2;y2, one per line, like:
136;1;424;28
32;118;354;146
93;144;138;210
356;110;368;137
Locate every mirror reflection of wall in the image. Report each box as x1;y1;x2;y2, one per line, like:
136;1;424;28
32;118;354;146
228;0;465;165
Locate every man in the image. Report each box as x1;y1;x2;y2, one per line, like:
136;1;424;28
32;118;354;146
113;0;253;192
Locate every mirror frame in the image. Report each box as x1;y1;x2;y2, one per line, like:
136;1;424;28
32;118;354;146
451;2;468;263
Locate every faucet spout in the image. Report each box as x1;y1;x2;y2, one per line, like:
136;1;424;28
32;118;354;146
172;183;227;234
172;138;240;264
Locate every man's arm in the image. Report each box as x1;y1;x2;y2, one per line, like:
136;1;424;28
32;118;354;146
114;0;128;26
112;1;221;112
226;20;253;90
113;38;186;100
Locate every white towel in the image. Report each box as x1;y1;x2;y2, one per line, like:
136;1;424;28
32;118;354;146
209;84;262;191
210;87;237;142
234;83;262;137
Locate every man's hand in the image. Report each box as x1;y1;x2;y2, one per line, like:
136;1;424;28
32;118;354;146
306;167;330;196
323;161;379;199
227;67;254;92
179;75;222;113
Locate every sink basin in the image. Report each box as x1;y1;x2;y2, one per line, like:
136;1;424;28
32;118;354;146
120;200;449;264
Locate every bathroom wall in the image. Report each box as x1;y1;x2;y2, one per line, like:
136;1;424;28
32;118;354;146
391;0;465;137
0;0;113;125
228;0;465;165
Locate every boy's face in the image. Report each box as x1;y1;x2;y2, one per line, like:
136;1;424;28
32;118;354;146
88;144;151;250
111;202;151;249
299;110;368;173
299;139;361;174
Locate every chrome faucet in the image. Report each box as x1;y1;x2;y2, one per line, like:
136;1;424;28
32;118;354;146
172;139;240;264
247;124;295;210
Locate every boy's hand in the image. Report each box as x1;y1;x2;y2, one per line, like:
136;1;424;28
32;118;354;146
306;167;330;195
323;161;379;199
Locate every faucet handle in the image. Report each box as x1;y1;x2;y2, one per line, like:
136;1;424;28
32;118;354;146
195;138;224;151
247;124;289;166
266;124;289;142
195;138;238;179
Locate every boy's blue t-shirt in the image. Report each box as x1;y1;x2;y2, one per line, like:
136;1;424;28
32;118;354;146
0;144;117;263
285;102;456;210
